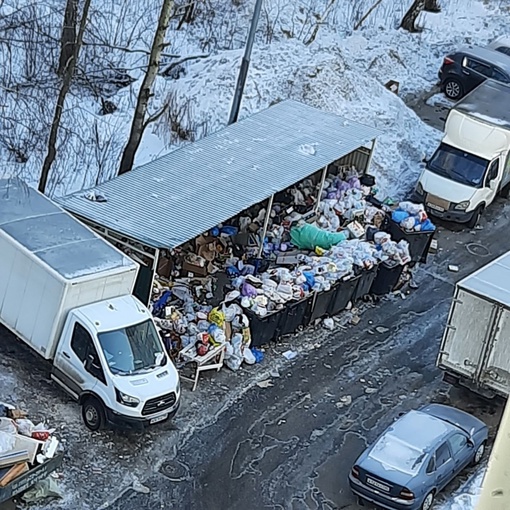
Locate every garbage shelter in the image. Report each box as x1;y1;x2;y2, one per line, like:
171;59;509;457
57;100;436;376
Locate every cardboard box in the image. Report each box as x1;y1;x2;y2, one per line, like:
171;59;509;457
182;261;208;277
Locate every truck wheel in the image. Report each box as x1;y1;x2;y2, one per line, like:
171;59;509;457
467;206;483;229
82;397;105;431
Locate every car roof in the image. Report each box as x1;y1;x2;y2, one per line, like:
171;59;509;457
456;46;510;74
488;35;510;50
382;410;452;451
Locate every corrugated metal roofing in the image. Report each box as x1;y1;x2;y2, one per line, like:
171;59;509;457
458;251;510;308
0;178;136;280
56;100;383;249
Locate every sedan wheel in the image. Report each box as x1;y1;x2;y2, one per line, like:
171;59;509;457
473;443;485;465
422;491;435;510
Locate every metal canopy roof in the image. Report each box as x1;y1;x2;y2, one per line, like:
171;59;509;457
455;79;510;130
57;100;383;249
458;251;510;308
0;178;136;280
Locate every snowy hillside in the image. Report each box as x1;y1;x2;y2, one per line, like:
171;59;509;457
0;0;507;198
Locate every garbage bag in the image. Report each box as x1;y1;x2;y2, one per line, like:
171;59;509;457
0;430;15;453
250;348;264;363
243;348;256;365
22;478;63;503
290;223;347;250
208;307;225;328
391;210;410;224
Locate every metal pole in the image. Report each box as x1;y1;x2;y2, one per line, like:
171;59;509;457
315;166;328;213
257;194;274;258
476;397;510;510
364;138;377;175
228;0;263;125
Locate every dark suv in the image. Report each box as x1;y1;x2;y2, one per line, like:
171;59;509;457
438;46;510;100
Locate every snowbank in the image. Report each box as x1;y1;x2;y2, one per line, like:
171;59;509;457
0;0;507;200
437;469;485;510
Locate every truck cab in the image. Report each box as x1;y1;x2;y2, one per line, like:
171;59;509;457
414;80;510;227
52;295;180;430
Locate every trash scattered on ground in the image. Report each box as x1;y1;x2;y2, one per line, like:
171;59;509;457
256;380;274;389
269;369;281;378
351;315;361;325
365;387;378;394
132;480;151;494
336;395;353;408
375;326;389;334
448;265;459;273
429;239;438;252
21;478;63;503
323;318;335;330
282;350;298;361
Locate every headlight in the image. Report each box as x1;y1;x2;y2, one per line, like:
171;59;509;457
415;182;424;196
115;388;140;407
454;200;470;210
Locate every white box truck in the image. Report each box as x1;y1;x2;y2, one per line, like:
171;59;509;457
414;79;510;228
0;179;180;430
437;251;510;399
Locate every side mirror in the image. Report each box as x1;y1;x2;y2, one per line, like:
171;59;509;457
85;354;95;369
467;438;475;448
422;156;429;164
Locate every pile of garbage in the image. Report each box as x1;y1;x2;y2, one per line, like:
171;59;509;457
233;237;409;317
391;202;436;232
0;402;61;503
151;280;256;371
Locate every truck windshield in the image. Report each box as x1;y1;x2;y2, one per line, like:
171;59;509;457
427;143;489;188
97;319;165;375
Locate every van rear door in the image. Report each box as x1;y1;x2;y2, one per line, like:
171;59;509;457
438;288;496;379
479;307;510;395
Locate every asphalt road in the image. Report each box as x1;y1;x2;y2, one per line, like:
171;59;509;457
107;150;510;510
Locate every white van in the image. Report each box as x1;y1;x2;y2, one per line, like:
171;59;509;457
414;80;510;227
0;179;180;431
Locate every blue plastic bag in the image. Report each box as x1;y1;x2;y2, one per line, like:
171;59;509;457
391;210;410;224
250;348;264;363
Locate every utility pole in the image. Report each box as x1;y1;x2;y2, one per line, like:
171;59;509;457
476;397;510;510
227;0;262;125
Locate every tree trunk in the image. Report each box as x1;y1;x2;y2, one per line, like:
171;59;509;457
118;0;174;176
424;0;441;12
38;0;91;194
57;0;78;76
400;0;426;32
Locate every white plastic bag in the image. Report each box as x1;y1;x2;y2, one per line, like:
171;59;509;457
0;430;15;453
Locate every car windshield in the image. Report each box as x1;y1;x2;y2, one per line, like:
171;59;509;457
427;143;488;188
97;319;165;375
369;434;427;475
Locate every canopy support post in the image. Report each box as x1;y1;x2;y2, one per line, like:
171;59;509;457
257;194;274;258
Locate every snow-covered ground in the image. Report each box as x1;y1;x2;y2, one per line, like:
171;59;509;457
437;469;485;510
0;0;508;199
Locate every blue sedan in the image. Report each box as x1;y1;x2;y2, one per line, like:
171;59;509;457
349;404;488;510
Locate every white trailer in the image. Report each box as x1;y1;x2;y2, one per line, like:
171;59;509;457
0;179;180;430
437;250;510;398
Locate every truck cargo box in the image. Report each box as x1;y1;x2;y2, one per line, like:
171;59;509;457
438;251;510;396
0;179;139;360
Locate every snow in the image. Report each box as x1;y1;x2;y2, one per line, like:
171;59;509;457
1;0;508;201
436;468;486;510
370;433;425;475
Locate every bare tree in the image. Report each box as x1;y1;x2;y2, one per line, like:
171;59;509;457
424;0;441;12
38;0;92;194
58;0;78;76
400;0;425;32
118;0;174;176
